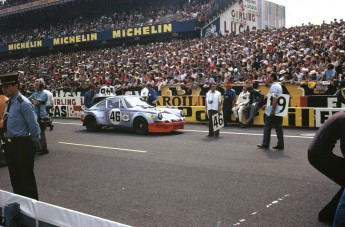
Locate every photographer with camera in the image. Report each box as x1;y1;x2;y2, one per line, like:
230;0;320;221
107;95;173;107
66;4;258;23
29;78;49;155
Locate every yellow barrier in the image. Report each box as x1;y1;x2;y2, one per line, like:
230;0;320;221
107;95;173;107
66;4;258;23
161;106;316;127
160;83;304;107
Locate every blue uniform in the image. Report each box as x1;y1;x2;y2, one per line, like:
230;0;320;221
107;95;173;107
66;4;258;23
84;90;96;108
3;92;40;200
147;89;158;106
4;93;41;143
223;89;236;126
29;90;48;117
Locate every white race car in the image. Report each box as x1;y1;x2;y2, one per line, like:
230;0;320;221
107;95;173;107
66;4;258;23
81;96;186;134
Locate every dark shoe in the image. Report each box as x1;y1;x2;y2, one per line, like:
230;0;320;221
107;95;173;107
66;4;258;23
318;188;344;224
206;134;214;137
37;150;49;155
240;124;249;128
273;145;284;150
257;144;269;149
214;134;219;137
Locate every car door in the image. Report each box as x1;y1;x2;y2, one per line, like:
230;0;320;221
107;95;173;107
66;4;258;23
107;98;122;127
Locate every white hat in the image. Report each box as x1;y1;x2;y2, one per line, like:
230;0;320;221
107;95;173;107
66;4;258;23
279;70;286;75
309;70;316;75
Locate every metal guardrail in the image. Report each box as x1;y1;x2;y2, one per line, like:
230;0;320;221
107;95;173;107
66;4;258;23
0;190;130;227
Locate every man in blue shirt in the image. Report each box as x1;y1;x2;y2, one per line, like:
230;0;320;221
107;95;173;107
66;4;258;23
1;73;41;200
146;83;158;106
322;64;336;81
84;85;96;108
29;78;49;155
223;83;236;127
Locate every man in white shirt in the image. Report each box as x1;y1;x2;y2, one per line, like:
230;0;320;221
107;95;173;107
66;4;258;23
232;85;249;125
99;80;115;96
43;89;54;116
140;82;149;101
43;88;54;130
205;83;222;137
257;73;284;150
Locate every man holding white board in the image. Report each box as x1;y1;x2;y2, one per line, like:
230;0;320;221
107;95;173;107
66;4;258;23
257;73;288;150
205;83;222;138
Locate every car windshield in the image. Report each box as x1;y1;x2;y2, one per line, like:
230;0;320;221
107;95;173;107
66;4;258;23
125;97;151;108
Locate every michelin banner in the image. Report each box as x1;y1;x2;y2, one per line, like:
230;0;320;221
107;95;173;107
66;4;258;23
0;19;196;52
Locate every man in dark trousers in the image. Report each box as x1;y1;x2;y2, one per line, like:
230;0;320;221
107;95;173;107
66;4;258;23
223;83;236;127
257;73;284;149
308;112;345;225
1;73;41;200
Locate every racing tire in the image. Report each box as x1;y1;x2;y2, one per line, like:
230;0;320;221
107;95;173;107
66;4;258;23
133;117;148;135
85;116;100;132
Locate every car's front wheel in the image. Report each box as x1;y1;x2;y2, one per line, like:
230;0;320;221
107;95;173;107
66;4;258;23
85;116;100;132
133;117;148;135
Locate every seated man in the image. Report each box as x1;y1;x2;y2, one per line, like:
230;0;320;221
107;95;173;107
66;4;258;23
241;86;264;128
232;85;249;125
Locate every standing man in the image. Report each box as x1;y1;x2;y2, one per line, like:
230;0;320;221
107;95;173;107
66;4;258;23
29;78;49;155
232;85;249;125
257;73;284;149
140;82;149;101
0;89;8;166
223;83;236;127
43;88;54;116
43;88;54;130
205;83;222;137
307;112;345;225
1;73;41;200
146;83;158;106
84;85;96;108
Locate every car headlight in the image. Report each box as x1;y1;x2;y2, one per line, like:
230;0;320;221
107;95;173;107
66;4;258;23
158;113;163;120
180;110;185;117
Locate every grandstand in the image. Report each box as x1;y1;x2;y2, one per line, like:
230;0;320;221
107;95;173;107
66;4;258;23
0;0;344;101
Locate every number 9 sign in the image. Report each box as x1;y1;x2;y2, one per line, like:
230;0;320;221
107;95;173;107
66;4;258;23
266;94;290;117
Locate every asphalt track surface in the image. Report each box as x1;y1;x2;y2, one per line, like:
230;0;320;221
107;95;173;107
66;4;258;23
0;119;340;227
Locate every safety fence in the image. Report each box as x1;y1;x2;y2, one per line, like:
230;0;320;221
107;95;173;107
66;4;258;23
0;190;130;227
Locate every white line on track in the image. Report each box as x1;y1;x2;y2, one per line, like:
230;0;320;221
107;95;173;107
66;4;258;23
58;142;147;153
181;129;314;139
54;121;314;139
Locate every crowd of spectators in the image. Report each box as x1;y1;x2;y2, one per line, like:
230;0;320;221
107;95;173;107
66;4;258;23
0;18;344;97
0;0;213;45
0;0;36;9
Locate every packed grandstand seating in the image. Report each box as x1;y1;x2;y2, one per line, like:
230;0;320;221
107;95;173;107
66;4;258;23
0;0;36;9
0;17;344;96
0;0;215;44
0;0;344;97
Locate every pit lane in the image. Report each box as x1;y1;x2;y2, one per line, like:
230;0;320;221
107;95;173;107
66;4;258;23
0;119;336;227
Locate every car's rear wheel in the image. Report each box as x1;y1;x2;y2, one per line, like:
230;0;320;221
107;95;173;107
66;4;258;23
85;116;100;132
133;117;148;135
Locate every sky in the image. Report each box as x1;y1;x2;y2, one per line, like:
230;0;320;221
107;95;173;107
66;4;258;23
268;0;344;28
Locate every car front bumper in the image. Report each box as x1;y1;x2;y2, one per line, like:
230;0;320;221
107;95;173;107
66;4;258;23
148;121;186;133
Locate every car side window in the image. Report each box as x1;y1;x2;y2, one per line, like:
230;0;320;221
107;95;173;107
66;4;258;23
107;99;119;108
97;101;106;108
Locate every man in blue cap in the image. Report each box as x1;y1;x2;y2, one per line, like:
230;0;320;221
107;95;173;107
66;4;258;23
1;72;41;200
